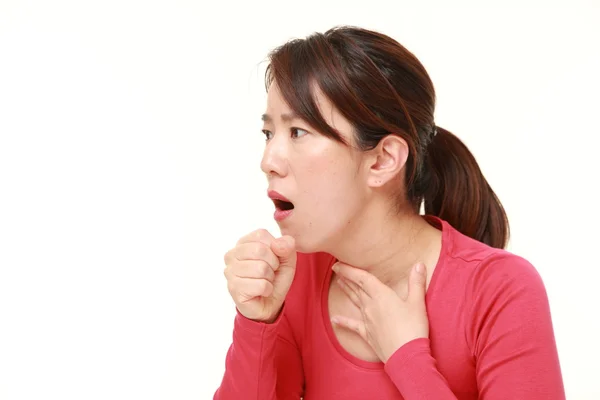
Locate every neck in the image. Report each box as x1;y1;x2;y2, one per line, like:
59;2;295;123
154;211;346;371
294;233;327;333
325;203;442;289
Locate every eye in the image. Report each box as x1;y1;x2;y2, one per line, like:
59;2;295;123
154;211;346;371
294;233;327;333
291;127;309;139
262;129;273;141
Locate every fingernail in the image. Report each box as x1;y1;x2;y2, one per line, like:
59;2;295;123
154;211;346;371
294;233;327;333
331;317;339;324
416;263;424;274
332;263;339;272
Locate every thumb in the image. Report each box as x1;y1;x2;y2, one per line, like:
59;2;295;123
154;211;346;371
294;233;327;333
269;236;297;303
408;262;427;301
271;235;297;270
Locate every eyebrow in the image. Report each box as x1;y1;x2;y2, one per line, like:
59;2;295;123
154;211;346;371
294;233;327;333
261;112;300;123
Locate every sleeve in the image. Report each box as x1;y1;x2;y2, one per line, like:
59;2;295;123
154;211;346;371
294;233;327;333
384;338;457;398
466;254;566;399
213;306;304;400
383;253;566;400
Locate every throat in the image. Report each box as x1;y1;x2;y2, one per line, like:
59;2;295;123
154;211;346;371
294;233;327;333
330;215;442;290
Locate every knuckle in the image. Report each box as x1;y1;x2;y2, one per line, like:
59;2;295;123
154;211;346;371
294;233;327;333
253;243;269;259
223;250;233;265
261;262;272;277
254;229;270;242
259;280;271;295
226;280;236;295
234;294;245;305
257;279;268;291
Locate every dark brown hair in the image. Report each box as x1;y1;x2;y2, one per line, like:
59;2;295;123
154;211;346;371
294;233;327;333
264;26;509;249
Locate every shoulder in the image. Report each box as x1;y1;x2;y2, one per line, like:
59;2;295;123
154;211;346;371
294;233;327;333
438;220;551;329
440;223;557;351
443;223;552;330
461;249;548;319
468;251;544;292
464;249;544;299
441;219;546;293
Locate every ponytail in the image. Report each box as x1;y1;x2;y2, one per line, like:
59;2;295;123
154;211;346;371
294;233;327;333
422;127;509;249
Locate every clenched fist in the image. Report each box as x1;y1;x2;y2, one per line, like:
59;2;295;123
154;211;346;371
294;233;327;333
223;229;297;323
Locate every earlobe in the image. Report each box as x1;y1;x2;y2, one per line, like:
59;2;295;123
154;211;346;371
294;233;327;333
367;135;409;188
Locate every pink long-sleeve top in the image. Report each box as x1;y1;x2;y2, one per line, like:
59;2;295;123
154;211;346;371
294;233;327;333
214;217;566;399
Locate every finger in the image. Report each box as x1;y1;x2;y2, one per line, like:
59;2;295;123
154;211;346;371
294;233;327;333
332;262;382;298
341;276;363;295
234;260;275;282
408;262;427;302
236;229;275;247
231;277;274;300
335;277;361;308
331;315;367;342
236;242;280;272
270;235;297;269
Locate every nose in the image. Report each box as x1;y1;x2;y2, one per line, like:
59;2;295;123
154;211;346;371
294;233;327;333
260;134;288;178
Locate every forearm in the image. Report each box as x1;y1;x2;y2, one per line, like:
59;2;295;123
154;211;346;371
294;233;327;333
384;338;458;399
214;312;280;400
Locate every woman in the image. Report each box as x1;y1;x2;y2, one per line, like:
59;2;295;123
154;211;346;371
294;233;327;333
214;26;565;399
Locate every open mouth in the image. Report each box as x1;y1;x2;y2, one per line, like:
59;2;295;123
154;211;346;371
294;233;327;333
273;199;295;211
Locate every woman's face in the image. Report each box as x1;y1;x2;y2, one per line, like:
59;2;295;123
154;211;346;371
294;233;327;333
260;82;370;252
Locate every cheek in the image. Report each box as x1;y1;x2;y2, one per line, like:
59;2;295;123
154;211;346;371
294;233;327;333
302;156;362;213
301;154;338;189
291;153;365;250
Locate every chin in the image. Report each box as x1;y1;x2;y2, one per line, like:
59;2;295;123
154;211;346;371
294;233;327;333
294;241;319;254
280;229;327;254
277;214;338;254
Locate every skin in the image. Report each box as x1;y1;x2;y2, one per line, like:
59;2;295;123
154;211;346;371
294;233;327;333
224;80;444;363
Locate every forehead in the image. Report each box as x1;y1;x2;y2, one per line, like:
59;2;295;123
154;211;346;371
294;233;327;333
264;82;353;136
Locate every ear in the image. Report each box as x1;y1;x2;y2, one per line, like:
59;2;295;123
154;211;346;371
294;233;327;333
365;135;409;188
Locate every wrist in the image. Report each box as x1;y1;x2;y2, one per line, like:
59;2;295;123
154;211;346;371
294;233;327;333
263;303;285;323
236;303;285;324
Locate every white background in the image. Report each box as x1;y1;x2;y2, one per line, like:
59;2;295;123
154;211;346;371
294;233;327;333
1;1;599;399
